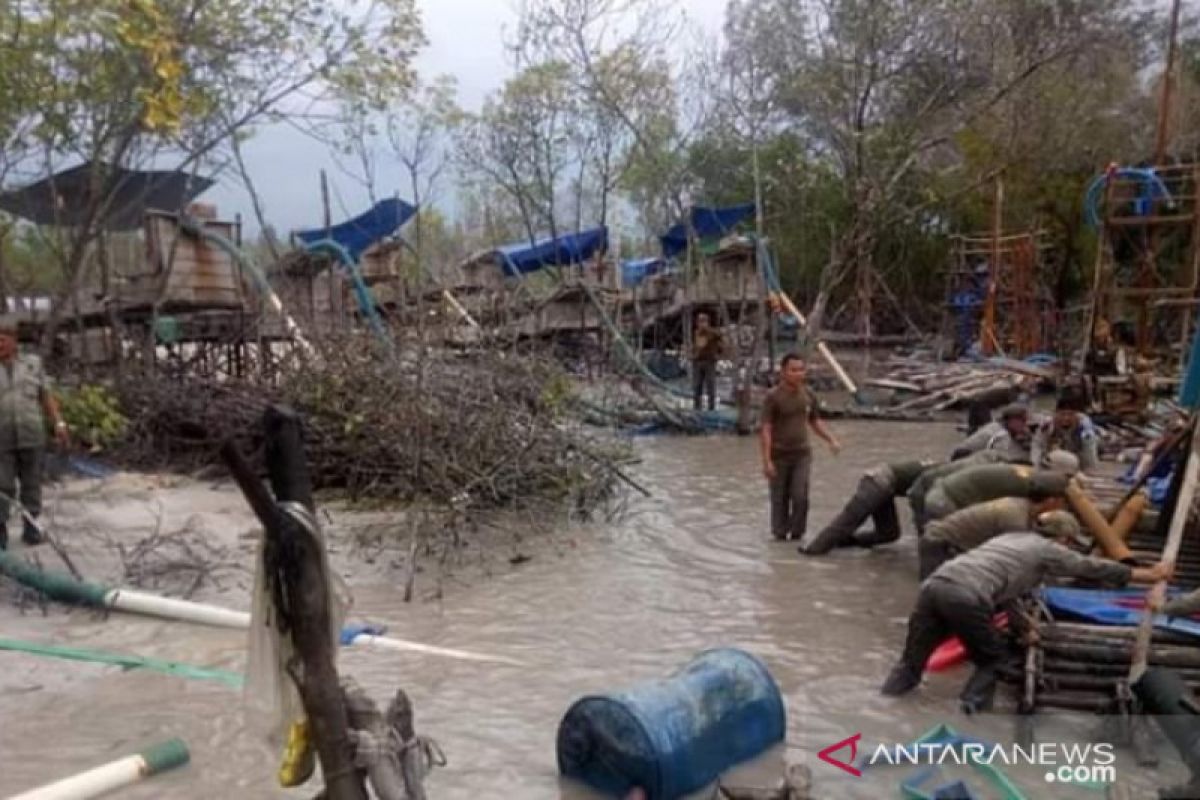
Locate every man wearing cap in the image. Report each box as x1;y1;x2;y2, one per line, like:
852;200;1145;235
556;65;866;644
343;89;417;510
950;404;1031;462
1032;395;1100;473
882;528;1173;714
982;405;1033;463
0;318;68;548
800;458;938;555
922;451;1080;523
919;498;1074;579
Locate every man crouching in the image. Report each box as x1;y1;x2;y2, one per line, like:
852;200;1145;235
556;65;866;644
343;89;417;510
880;520;1173;714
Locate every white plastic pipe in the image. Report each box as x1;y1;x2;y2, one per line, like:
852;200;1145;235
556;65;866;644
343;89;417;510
11;739;189;800
105;588;252;629
350;633;524;666
106;587;522;665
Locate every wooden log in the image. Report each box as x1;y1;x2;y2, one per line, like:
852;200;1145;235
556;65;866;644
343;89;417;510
1042;639;1200;669
1034;692;1115;713
222;408;367;800
1040;659;1200;679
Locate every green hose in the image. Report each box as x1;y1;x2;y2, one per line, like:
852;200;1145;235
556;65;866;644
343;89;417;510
0;637;243;688
0;551;109;606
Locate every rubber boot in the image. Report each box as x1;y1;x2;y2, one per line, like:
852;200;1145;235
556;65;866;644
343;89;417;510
881;662;922;697
1133;668;1200;799
960;664;997;715
801;480;885;555
21;517;43;546
1159;780;1200;799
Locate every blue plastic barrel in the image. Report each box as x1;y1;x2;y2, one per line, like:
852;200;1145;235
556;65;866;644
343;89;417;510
556;648;786;799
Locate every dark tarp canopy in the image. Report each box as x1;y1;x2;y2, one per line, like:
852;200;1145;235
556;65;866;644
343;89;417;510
0;162;214;231
294;197;417;262
492;226;609;277
659;204;755;258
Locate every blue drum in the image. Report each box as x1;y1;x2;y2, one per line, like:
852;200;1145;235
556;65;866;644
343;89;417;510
556;648;787;799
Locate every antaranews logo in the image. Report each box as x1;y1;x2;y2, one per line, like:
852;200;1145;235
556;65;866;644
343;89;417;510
817;734;1117;786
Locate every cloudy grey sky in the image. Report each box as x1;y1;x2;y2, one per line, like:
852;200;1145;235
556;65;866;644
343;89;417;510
205;0;729;237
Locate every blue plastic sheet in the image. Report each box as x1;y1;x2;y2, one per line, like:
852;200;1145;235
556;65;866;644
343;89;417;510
622;257;666;287
492;227;609;276
295;197;416;261
1040;587;1200;638
660;205;755;258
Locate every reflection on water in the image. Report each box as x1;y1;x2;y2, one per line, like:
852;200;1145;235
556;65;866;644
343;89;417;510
0;421;1183;798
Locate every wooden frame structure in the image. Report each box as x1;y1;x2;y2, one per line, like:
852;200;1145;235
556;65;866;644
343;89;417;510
943;229;1054;359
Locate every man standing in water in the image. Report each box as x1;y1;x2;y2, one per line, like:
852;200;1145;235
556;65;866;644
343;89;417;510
0;317;68;549
761;353;841;541
691;312;724;411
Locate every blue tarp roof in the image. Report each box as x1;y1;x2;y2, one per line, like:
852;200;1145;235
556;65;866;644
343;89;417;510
659;204;755;258
295;197;417;261
492;226;608;277
621;257;666;287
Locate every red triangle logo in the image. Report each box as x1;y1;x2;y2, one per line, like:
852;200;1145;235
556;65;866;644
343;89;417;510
818;732;863;777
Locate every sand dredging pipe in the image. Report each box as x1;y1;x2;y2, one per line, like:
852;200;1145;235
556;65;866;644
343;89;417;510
10;738;189;800
0;551;522;666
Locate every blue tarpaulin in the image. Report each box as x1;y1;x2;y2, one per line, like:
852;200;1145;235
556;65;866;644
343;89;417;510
659;204;755;258
621;257;665;287
295;197;416;261
492;227;608;277
1181;307;1200;408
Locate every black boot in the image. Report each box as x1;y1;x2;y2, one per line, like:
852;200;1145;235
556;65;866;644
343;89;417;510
881;663;922;697
960;665;998;715
22;518;43;545
1134;668;1200;799
1159;780;1200;799
0;527;7;550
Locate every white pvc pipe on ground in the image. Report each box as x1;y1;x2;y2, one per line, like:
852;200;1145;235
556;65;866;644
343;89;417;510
11;739;189;800
108;587;521;665
105;588;252;629
350;633;525;666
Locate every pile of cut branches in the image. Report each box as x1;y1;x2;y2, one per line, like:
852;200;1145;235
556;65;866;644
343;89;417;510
110;337;631;514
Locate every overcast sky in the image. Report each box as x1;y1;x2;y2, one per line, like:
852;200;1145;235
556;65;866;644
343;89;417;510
205;0;729;237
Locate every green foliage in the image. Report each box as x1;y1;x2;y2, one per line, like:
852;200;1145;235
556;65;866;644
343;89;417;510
59;384;128;450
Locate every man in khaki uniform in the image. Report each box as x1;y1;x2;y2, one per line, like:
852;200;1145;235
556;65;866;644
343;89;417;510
691;312;724;411
760;353;841;541
0;318;68;548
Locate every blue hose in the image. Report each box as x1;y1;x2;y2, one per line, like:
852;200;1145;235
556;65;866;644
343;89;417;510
1084;167;1173;229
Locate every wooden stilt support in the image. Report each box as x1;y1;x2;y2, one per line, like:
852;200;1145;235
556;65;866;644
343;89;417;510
221;407;367;800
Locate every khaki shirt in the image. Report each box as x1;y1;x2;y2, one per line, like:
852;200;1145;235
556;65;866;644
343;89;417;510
762;384;818;456
925;497;1033;551
0;353;51;450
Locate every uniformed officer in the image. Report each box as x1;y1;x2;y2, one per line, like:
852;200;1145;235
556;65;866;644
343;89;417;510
1031;395;1099;473
0;317;69;548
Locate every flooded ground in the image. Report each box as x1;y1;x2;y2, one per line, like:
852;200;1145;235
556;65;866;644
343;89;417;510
0;420;1187;799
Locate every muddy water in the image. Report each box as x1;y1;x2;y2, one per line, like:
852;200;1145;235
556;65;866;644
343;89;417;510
0;421;1184;799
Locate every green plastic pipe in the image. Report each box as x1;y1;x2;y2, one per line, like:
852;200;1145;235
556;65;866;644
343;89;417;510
9;738;189;799
0;637;243;688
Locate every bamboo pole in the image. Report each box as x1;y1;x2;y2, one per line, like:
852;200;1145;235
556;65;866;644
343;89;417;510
1065;480;1134;561
768;289;859;396
1130;415;1199;683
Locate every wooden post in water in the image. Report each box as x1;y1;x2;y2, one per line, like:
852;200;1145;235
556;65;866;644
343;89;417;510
981;174;1003;356
221;407;367;800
